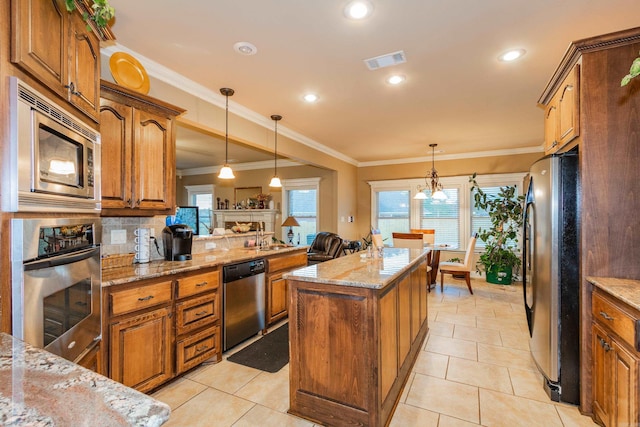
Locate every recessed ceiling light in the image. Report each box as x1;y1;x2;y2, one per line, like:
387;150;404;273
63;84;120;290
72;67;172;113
498;49;526;62
303;93;318;103
233;41;257;56
344;1;373;20
386;74;406;85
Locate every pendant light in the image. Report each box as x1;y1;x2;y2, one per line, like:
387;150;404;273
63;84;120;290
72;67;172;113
218;87;235;179
269;114;283;187
414;143;447;200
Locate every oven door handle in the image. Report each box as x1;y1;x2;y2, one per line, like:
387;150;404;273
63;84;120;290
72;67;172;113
24;246;100;271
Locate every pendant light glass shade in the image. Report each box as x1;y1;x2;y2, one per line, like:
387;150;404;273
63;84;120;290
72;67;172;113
269;114;282;188
218;87;235;179
414;143;447;200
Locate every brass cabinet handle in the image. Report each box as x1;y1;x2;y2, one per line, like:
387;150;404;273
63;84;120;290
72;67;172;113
195;345;209;352
195;281;208;287
138;295;154;302
599;311;614;321
64;82;81;96
195;310;208;316
599;337;611;352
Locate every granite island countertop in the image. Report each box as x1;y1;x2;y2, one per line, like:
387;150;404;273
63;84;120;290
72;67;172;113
102;245;306;287
0;333;170;426
283;247;429;289
588;276;640;312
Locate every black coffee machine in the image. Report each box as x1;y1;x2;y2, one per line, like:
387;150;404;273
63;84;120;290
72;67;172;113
162;224;193;261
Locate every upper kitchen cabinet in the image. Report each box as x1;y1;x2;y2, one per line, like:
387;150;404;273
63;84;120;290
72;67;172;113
100;80;185;216
10;0;114;123
542;65;580;154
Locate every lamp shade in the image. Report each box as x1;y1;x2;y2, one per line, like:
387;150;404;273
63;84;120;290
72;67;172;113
282;216;300;227
269;176;282;187
218;165;235;179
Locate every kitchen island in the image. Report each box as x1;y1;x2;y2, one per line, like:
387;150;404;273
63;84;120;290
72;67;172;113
0;333;170;426
284;247;430;427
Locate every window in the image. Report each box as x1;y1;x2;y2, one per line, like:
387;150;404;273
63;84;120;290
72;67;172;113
283;178;320;246
471;178;523;249
419;187;460;247
185;185;214;233
376;190;409;242
369;173;525;252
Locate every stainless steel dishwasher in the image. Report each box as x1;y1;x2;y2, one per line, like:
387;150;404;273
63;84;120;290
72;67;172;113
223;258;266;351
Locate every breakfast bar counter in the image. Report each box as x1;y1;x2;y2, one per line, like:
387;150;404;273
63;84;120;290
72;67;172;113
0;333;170;426
284;247;430;427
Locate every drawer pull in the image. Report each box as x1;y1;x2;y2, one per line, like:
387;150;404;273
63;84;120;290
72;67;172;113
75;301;88;307
195;344;209;352
195;310;209;316
138;295;155;302
599;311;614;321
196;281;208;287
599;338;611;352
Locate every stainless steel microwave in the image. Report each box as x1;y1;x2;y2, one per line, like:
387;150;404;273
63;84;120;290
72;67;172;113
2;77;101;213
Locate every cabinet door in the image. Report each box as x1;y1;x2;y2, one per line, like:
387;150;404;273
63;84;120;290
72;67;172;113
11;0;67;98
76;342;103;374
109;305;173;393
410;265;422;343
100;100;133;209
380;286;398;400
557;65;580;148
67;10;100;121
133;109;175;210
267;273;288;325
398;274;411;365
611;339;639;427
544;101;559;154
593;322;612;426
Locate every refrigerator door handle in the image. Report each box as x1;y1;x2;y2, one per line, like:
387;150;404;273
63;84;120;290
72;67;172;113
523;197;535;335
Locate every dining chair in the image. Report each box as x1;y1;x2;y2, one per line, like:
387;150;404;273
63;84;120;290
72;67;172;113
392;232;424;249
439;235;477;294
410;228;435;245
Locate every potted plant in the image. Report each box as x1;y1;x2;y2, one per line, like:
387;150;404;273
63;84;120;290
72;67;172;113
469;173;525;285
65;0;115;30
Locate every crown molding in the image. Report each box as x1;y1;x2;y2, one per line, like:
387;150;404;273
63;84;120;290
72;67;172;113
177;159;303;177
357;145;544;168
101;44;358;166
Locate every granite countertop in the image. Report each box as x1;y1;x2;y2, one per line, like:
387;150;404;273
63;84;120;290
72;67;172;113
283;247;429;289
102;246;306;287
0;333;170;426
588;276;640;312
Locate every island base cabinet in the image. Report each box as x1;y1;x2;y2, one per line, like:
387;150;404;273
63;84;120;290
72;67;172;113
109;305;174;393
288;258;429;427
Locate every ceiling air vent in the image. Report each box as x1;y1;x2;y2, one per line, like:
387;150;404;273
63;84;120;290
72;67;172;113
364;50;406;70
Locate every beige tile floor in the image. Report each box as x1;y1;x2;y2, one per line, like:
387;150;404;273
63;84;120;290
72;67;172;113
152;277;598;427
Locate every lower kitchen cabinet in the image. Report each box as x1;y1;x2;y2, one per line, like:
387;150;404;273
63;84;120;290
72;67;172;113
110;305;174;393
591;288;640;427
265;250;307;327
75;341;103;374
104;268;221;392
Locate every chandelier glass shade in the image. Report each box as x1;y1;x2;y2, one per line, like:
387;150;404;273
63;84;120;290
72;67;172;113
414;143;447;200
269;114;282;188
218;87;235;179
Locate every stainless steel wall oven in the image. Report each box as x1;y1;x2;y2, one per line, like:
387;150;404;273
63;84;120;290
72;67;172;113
11;218;102;363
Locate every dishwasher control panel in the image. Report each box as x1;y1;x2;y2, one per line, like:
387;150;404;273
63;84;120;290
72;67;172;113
223;258;266;282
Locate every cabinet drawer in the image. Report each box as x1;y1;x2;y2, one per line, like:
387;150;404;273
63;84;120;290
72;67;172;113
176;325;219;374
593;292;640;350
267;252;307;273
175;293;218;335
177;271;220;299
110;280;173;316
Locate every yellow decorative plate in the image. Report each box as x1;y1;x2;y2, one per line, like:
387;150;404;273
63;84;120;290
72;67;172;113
109;52;150;94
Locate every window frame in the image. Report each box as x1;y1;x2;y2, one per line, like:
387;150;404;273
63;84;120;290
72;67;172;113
282;177;321;245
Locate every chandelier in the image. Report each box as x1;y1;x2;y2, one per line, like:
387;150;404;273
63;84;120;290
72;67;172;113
414;143;447;200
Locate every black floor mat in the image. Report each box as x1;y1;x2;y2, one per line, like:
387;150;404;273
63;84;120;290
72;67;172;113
227;323;289;373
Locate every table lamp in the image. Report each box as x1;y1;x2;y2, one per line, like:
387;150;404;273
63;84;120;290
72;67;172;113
281;216;300;244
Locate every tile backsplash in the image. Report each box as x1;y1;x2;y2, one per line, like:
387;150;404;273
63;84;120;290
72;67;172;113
101;216;167;261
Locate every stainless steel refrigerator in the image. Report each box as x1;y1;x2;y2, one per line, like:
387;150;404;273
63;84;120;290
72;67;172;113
523;149;580;404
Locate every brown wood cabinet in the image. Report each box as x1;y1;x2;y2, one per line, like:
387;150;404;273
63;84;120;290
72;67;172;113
10;0;109;122
265;251;307;327
288;256;429;427
100;80;185;216
104;268;221;392
75;341;103;374
542;64;580;154
592;289;640;427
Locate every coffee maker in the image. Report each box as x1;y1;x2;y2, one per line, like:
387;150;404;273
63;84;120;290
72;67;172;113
162;224;193;261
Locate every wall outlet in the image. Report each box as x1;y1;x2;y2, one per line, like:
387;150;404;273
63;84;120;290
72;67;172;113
205;242;216;250
111;229;127;244
348;216;354;223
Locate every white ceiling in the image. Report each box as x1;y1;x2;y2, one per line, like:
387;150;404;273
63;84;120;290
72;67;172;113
105;0;640;169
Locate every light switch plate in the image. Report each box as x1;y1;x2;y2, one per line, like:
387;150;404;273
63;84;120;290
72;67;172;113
111;229;127;244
